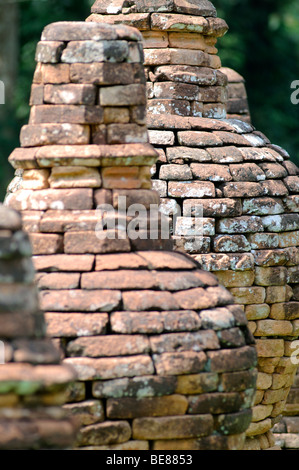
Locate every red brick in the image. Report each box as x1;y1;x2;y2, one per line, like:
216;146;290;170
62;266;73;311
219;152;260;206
132;414;213;440
107;395;188;419
64;231;131;254
29;233;63;255
153;351;207;376
39;289;121;312
168;181;215;198
207;346;257;372
67;335;150;357
20;124;90;147
36;272;80;289
30;105;104;125
178;131;222;147
64;355;154;380
70;62;144;85
122;290;179;311
45;313;108;337
40;63;70;84
190;163;232;182
33;254;94;272
81;270;157;290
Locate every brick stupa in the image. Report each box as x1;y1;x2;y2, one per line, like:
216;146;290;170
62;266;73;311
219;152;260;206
0;203;77;449
87;0;299;450
5;21;257;450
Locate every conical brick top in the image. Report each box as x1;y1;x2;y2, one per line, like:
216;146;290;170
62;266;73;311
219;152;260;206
86;1;299;450
0;203;77;449
5;21;258;450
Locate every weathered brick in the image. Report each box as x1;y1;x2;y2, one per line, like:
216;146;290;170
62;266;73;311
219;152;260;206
255;320;293;337
40;289;121;312
221;182;263;198
30;105;104;125
284;176;299;193
49;166;101;189
132;415;213;440
64;400;104;426
100;84;146;106
64;231;131;254
153;81;200;100
148;130;175;146
213;235;251;253
33;254;94;272
45;313;108;338
188;392;243;414
70;62;144;85
221;370;257;392
270;302;299;321
190;163;232;182
255;266;288;286
177;131;222;147
252;249;289;267
216;270;255;288
61;40;129;64
167;146;211;163
266;286;291;304
40;63;70;84
78;420;131;446
207;346;257;372
64;355;154;381
159;164;192;180
149;331;219;353
44;84;96;105
175;373;219;395
148;98;191;117
217;216;264;234
29;233;63;255
107;395;188;419
168;181;215;198
247;233;279;250
207;146;243;163
36;272;80;290
92;375;177;399
243;197;284;216
20;123;90;147
67;335;150;358
229;287;266;305
122;290;179;311
35;41;65;63
255;339;284;357
153;351;207;376
22;169;50;190
183;198;242;218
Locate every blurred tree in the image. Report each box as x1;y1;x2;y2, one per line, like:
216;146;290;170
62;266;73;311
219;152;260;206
214;0;299;165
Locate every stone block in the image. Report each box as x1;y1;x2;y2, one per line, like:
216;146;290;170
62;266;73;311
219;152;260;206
132;415;214;440
106;395;188;419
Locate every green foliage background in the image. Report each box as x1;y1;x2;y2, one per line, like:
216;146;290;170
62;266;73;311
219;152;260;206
0;0;299;200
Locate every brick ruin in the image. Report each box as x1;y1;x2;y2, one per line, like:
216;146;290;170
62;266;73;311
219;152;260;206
88;0;299;450
0;203;77;449
3;20;259;450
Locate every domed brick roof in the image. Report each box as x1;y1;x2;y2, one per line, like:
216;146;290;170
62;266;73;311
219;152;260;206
87;0;299;450
5;21;257;450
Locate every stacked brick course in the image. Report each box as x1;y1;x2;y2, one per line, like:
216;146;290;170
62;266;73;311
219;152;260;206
89;0;299;450
5;21;257;450
0;203;77;449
